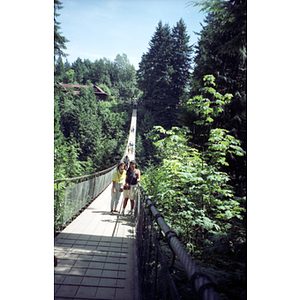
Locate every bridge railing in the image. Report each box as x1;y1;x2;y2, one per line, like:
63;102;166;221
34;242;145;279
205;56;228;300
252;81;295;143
136;184;221;300
54;164;118;232
54;109;136;233
135;184;181;300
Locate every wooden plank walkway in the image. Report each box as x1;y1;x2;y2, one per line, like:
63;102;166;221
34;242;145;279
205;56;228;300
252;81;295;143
54;183;139;300
54;109;139;300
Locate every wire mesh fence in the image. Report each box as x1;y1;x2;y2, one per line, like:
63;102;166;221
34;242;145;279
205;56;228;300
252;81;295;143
54;107;221;299
136;185;222;300
54;109;135;233
135;185;182;300
54;165;116;233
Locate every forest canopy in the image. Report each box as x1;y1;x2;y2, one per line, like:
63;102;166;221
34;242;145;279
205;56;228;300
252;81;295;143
54;1;246;299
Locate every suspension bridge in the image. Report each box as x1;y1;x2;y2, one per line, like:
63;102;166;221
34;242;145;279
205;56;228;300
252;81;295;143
54;109;221;300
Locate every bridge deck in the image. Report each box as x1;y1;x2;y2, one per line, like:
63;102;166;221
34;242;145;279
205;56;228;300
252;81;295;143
54;183;138;300
54;109;138;300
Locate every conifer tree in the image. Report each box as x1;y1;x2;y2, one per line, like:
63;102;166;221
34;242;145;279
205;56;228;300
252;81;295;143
55;55;65;82
64;59;71;72
54;0;69;59
187;0;247;196
72;58;87;84
137;20;192;129
191;0;246;97
170;18;193;116
138;21;171;103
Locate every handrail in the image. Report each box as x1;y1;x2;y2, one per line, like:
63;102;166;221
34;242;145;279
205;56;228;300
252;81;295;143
135;184;181;299
54;163;117;184
54;109;136;232
54;108;135;184
139;184;221;300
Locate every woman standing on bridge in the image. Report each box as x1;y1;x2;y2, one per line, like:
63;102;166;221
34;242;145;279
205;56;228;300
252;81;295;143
111;162;126;213
121;160;140;216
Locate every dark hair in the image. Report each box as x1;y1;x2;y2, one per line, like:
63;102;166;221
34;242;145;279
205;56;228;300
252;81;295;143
117;162;125;170
129;160;137;168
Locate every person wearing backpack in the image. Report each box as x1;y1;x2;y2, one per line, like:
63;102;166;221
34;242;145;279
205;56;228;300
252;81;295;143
121;160;140;216
123;154;130;170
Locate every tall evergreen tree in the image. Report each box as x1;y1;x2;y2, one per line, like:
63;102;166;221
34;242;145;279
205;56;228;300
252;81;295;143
55;55;65;82
191;0;246;98
90;59;105;85
143;21;172;103
64;59;71;72
170;18;193;110
138;20;191;129
72;57;87;84
186;0;247;196
54;0;69;59
82;59;93;84
62;60;73;83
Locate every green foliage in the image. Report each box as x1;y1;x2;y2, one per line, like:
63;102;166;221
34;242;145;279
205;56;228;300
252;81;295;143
54;55;65;82
63;69;75;83
191;0;246;57
184;72;246;201
186;1;247;187
54;0;69;59
55;85;92;180
143;125;245;230
187;75;232;126
63;54;140;102
53;1;246;296
137;21;173;102
205;128;245;167
54;83;131;178
98;83;111;96
135;105;160;169
54;81;131;231
142;124;246;298
140;69;246;298
137;19;192;129
113;54;139;99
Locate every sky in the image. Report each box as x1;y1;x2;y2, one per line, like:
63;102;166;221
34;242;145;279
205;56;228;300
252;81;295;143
3;3;300;297
57;0;207;69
